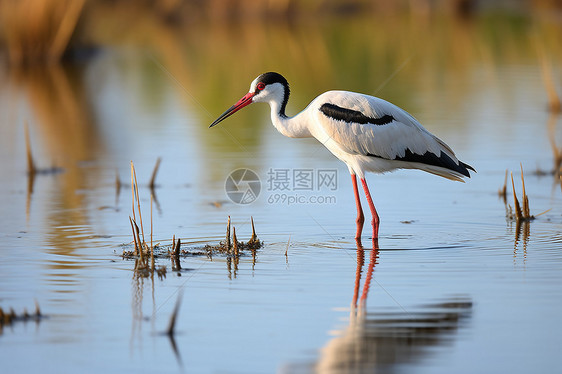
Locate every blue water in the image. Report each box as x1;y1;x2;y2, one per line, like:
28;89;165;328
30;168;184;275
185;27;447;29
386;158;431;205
1;12;562;374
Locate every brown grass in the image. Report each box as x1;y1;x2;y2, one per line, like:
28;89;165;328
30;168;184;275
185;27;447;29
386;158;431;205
225;216;231;251
232;227;239;257
498;169;508;202
171;236;181;271
507;164;551;223
539;50;562;113
0;0;85;65
203;216;263;256
510;166;533;222
24;121;36;174
127;161;157;268
123;163;262;278
547;114;562;177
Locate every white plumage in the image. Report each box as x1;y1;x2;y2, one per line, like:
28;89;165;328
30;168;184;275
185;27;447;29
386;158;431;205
210;72;474;241
306;91;466;180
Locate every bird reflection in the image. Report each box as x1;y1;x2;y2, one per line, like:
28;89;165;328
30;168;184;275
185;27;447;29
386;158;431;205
351;238;379;309
314;239;472;373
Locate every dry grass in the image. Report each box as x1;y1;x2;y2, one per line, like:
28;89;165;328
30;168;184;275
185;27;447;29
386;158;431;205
24;121;63;175
0;0;85;65
171;236;181;271
127;161;162;277
24;121;36;174
510;169;532;222
24;121;64;221
123;162;262;280
507;165;532;222
539;50;562;113
498;169;508;202
547;114;562;178
506;164;550;223
203;216;263;255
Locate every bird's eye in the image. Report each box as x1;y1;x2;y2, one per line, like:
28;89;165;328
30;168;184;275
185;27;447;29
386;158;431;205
256;82;266;91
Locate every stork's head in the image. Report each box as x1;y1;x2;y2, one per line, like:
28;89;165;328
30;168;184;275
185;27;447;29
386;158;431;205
209;72;290;128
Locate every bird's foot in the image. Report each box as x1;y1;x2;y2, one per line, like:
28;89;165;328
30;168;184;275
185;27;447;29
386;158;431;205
354;215;364;240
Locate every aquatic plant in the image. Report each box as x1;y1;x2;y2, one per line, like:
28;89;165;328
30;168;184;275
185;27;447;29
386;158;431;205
498;169;508;202
507;165;533;222
506;164;550;223
125;161;262;279
539;49;561;113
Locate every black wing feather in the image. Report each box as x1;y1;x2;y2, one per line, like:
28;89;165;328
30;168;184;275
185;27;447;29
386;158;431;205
320;103;395;125
368;149;474;177
319;102;475;177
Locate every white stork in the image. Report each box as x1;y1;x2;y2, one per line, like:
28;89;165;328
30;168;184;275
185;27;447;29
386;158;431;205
210;72;474;241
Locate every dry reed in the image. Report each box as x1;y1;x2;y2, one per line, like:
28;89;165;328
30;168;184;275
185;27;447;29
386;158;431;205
203;216;263;256
506;164;551;223
547;114;562;177
172;237;181;270
249;216;258;245
131;161;146;245
0;0;85;65
539;51;562;113
23;122;63;176
498;169;508;202
149;157;161;190
225;216;231;251
232;227;239;257
24;122;36;175
115;169;121;190
127;161;154;262
510;168;532;222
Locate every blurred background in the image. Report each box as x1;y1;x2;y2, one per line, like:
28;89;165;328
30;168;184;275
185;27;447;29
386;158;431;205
1;1;562;373
1;0;560;196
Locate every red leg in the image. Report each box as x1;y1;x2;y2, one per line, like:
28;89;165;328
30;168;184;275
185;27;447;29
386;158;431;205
360;178;380;240
351;174;365;240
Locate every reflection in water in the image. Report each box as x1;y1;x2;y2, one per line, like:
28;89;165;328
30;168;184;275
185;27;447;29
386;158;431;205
9;64;105;302
0;7;560;372
313;240;472;373
14;64;101;242
501;193;531;264
351;238;379;309
227;255;239;279
315;297;472;373
129;258;183;368
513;220;530;266
546;113;562;187
24;122;65;222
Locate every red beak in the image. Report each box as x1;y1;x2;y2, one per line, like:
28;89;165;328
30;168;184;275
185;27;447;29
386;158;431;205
209;92;255;128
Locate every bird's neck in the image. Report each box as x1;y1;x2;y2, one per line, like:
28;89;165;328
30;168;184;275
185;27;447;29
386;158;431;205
268;98;312;139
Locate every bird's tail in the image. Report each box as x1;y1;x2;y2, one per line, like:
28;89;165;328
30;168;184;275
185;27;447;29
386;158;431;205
409;162;474;182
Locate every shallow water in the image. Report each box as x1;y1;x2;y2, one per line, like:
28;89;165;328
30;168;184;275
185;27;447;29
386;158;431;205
1;9;562;374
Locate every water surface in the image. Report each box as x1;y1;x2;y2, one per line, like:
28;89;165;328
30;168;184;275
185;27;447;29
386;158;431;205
1;10;562;374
